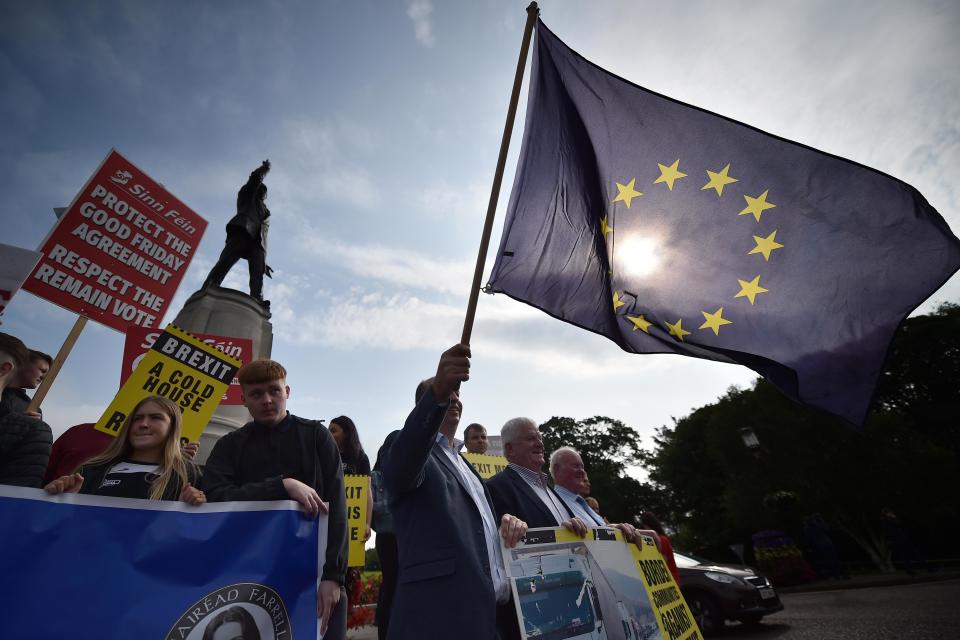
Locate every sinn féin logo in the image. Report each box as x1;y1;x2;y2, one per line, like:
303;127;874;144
638;534;657;548
166;583;291;640
110;169;134;185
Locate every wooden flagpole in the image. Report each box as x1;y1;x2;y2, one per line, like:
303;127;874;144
26;314;87;414
460;2;539;345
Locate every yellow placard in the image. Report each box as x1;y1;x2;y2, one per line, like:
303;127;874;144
95;324;241;443
462;452;508;479
345;474;369;568
631;536;702;640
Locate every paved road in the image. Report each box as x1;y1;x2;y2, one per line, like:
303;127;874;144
348;579;960;640
715;579;960;640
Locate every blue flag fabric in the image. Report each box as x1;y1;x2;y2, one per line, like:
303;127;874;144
0;487;323;639
488;20;960;426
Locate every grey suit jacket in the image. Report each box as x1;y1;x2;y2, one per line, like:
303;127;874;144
382;388;501;640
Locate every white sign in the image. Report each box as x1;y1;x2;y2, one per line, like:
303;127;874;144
0;243;42;323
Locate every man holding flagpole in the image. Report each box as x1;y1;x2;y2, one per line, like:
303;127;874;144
382;345;528;640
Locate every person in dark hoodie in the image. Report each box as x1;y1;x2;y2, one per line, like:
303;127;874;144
202;358;348;640
0;348;51;417
0;332;52;488
371;430;399;640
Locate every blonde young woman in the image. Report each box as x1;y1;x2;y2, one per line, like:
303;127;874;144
44;395;205;504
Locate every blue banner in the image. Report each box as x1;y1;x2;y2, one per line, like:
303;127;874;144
0;486;324;639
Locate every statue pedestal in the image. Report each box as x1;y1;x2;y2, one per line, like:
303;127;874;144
172;286;273;463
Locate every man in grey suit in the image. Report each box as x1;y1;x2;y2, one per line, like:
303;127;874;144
382;344;527;640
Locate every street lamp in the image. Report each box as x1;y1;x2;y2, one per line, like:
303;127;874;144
740;427;760;451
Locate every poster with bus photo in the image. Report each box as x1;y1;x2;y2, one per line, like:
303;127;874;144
503;527;700;640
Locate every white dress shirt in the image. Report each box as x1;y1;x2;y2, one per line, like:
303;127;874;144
436;434;510;603
555;485;605;526
507;463;569;525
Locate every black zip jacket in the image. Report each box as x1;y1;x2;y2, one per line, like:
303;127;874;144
202;414;347;585
0;407;52;488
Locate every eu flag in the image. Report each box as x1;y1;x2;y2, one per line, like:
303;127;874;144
487;20;960;426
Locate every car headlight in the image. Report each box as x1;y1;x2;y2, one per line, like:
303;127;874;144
705;571;745;585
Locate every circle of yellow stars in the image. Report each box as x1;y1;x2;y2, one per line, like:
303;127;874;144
606;159;783;342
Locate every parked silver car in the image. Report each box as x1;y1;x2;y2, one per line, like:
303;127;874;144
674;552;784;636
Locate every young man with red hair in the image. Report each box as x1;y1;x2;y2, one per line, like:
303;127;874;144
203;358;348;639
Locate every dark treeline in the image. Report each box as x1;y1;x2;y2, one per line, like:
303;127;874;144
540;303;959;572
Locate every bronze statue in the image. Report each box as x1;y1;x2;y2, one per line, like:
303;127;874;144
203;160;274;306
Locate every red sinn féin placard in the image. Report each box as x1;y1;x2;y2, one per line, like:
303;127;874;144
120;326;252;405
23;149;206;331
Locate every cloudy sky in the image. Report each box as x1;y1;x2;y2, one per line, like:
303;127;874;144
2;0;958;462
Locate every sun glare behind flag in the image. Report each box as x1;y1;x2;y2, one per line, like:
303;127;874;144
487;20;960;427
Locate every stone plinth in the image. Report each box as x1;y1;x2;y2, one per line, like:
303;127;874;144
172;286;273;463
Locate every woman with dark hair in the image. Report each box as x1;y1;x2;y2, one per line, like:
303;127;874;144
329;416;371;539
329;416;370;477
329;416;372;622
202;605;260;640
44;395;203;503
641;511;681;584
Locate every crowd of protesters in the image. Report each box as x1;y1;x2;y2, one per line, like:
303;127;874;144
1;331;660;640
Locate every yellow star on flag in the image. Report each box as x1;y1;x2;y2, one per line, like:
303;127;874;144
665;318;690;341
701;163;738;196
735;275;769;305
748;230;784;261
613;291;626;310
654;159;687;191
739;190;776;222
699;307;732;335
627;314;652;333
613;178;643;208
600;215;614;237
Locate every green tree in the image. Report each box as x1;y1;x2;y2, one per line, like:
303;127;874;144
643;303;960;570
364;547;381;571
873;302;960;451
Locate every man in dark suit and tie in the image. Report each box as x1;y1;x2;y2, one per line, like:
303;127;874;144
485;417;590;640
549;446;610;527
486;417;586;531
382;345;527;640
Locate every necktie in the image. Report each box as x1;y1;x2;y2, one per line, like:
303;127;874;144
576;496;603;526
